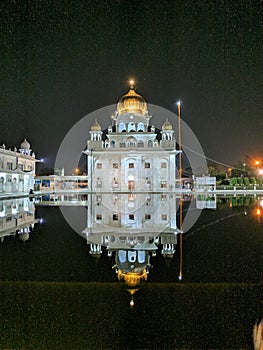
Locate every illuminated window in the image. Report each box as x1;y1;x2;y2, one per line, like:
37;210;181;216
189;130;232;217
96;163;102;169
161;182;167;188
129;163;134;168
145;162;150;168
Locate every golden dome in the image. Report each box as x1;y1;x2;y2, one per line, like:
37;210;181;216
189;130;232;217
162;118;173;131
91;118;101;131
117;81;147;115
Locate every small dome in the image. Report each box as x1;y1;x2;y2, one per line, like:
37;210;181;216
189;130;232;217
20;138;30;149
91;119;101;131
19;232;29;241
162;118;173;131
117;81;147;116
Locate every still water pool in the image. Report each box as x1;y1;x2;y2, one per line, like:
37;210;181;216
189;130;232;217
0;194;262;349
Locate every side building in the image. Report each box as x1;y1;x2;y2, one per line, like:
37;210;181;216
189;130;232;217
0;139;38;195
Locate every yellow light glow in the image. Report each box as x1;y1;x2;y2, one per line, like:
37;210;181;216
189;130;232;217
255;160;260;166
256;208;261;216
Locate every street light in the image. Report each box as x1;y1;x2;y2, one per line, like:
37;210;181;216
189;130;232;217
177;100;182;186
177;100;183;281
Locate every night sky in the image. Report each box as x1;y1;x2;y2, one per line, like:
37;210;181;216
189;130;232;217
0;0;262;171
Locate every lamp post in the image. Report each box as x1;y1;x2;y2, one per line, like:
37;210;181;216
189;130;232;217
177;101;182;187
177;100;183;281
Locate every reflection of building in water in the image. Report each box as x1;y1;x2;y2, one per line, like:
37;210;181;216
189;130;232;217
0;198;39;243
82;193;179;302
84;81;180;192
196;194;217;209
34;175;88;192
0;139;39;194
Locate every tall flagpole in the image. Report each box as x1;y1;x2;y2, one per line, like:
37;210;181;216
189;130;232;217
177;100;183;281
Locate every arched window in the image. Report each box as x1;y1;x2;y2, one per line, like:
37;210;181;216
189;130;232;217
137;122;145;132
110;140;115;148
128;122;136;132
127;137;136;148
118;122;126;132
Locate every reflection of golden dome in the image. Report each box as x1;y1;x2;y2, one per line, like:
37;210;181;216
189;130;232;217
117;81;147;116
91;118;101;131
117;269;147;287
162;118;173;131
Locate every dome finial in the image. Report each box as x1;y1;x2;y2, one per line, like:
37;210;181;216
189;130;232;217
129;79;135;89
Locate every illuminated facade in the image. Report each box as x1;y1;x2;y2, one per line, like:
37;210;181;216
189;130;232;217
85;81;179;192
83;82;180;298
0;139;38;195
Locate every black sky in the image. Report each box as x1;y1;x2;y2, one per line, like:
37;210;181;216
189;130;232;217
0;0;262;170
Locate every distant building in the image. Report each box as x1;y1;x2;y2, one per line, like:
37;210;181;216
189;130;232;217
0;139;38;195
195;176;216;191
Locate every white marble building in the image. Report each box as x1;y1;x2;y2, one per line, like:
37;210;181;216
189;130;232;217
0;139;38;195
84;81;180;192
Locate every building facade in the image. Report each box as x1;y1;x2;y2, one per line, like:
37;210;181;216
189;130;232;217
83;82;180;298
0;139;38;195
84;81;180;192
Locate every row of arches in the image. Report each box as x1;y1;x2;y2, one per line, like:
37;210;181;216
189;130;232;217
105;139;158;148
118;122;146;133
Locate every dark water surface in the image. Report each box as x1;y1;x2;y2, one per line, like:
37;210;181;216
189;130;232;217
0;195;262;349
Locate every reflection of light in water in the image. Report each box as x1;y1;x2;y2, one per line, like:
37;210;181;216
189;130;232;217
130;298;134;308
186;211;246;239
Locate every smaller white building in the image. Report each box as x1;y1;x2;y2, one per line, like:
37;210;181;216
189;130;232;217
195;176;216;191
0;139;38;195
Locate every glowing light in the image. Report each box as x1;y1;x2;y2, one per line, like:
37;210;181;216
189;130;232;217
129;79;135;87
260;200;263;208
228;168;232;172
130;299;134;308
255;160;261;166
176;100;181;106
39;218;44;224
259;169;263;175
256;208;261;216
75;168;80;175
40;158;44;162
